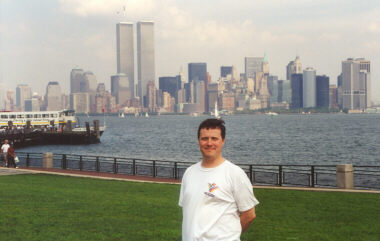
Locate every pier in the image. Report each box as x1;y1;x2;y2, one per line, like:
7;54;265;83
0;120;104;147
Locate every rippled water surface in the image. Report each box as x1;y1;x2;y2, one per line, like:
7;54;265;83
19;114;380;165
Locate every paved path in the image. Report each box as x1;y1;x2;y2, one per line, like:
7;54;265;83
0;167;28;176
1;167;379;194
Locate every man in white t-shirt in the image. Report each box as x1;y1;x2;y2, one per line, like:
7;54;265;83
1;139;10;166
179;119;259;241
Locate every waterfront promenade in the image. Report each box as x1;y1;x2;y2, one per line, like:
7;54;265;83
2;166;379;194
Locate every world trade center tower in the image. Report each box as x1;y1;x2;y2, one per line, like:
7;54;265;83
137;21;155;107
116;22;134;98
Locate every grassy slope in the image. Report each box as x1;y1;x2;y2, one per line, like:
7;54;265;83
0;174;379;241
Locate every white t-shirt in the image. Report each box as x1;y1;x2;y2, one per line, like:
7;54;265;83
1;144;10;153
179;160;259;241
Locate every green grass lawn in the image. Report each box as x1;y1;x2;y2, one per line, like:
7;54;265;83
0;174;379;241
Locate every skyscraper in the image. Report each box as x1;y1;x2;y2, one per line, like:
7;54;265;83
70;68;84;94
245;57;263;79
45;82;62;111
291;74;303;108
146;80;156;111
159;76;181;98
195;81;205;113
316;75;330;108
116;22;134;98
188;63;207;84
221;66;233;78
342;58;371;110
16;84;32;111
137;21;155;107
286;56;302;81
329;84;338;109
111;73;130;105
303;67;316;108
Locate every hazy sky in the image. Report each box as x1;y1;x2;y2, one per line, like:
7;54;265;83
1;0;379;101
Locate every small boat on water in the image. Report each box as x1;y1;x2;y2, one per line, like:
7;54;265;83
265;112;278;116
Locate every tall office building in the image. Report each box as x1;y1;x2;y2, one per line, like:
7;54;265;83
267;75;278;96
16;84;32;111
303;67;316;108
342;58;371;110
195;81;205;113
159;76;181;99
82;71;97;92
278;80;292;104
269;80;279;105
286;56;302;81
184;82;194;104
25;98;40;112
111;73;130;105
188;63;207;83
245;57;263;79
329;84;338;109
316;75;330;108
116;22;134;98
70;68;84;94
146;80;156;111
71;93;90;113
291;74;303;108
70;69;97;112
137;21;155;107
45;82;62;111
221;66;233;78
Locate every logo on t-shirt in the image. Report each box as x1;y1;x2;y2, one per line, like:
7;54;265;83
204;183;219;197
208;183;218;192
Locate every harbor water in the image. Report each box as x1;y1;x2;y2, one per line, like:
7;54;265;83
18;114;380;166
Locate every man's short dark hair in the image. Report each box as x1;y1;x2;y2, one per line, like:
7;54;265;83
198;118;226;140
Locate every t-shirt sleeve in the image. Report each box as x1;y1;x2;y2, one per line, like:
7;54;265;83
232;167;259;212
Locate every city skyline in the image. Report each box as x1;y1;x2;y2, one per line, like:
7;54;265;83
0;1;379;101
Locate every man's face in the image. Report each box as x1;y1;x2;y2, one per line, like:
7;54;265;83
198;128;225;161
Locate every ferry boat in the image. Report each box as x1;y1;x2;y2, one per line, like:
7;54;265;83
0;109;77;128
0;109;106;146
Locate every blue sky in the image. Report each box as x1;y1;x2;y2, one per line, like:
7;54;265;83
1;0;379;101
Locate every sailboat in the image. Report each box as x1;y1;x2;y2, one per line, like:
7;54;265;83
145;112;149;118
214;101;221;119
119;112;125;118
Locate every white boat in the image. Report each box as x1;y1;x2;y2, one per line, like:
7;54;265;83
145;112;149;118
119;112;125;118
265;112;278;116
0;109;78;127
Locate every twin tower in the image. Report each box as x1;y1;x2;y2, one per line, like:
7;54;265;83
116;21;155;106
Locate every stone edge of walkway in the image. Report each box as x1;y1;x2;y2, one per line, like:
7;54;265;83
2;167;380;194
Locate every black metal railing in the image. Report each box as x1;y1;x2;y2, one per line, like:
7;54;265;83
14;152;380;190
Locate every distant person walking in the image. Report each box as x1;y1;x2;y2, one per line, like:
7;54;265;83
1;139;10;167
7;144;16;168
179;119;259;241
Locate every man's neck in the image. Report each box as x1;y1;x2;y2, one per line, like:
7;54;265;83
201;156;225;168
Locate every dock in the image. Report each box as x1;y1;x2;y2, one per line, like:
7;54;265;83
0;120;104;148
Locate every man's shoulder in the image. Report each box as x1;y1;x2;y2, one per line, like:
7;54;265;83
223;160;247;176
185;162;201;172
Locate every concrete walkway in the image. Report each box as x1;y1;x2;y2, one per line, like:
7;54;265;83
1;167;379;194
